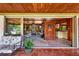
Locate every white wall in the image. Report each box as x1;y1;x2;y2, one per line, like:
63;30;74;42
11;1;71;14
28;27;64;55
0;15;4;40
78;17;79;48
78;24;79;48
56;31;67;39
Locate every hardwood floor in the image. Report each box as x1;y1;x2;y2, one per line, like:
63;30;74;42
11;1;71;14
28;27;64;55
12;48;79;56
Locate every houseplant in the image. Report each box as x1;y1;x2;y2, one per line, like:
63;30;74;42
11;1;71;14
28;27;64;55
23;38;33;53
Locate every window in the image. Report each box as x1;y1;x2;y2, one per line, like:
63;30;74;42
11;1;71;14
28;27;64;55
4;18;21;36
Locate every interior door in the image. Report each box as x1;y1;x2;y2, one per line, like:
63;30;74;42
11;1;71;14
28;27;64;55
44;20;56;40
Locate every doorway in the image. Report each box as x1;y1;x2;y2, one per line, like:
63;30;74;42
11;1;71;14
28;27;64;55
22;18;73;47
23;18;44;40
43;18;72;47
55;18;72;47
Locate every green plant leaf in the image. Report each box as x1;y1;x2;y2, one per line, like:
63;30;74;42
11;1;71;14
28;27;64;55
23;38;33;49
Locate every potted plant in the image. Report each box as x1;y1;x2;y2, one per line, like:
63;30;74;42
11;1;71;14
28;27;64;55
23;38;33;53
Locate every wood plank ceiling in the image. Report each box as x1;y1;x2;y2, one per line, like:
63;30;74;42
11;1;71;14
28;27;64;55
0;3;79;13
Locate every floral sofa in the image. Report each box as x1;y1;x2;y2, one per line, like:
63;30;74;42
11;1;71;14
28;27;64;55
0;36;22;54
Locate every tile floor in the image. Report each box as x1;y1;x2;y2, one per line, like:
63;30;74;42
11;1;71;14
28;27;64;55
31;37;71;47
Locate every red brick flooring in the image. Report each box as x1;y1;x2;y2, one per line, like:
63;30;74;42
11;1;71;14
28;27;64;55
12;48;79;56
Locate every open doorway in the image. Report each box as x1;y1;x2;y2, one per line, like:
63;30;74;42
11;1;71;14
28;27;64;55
55;18;72;47
43;18;72;47
23;18;44;40
23;18;73;47
3;17;73;47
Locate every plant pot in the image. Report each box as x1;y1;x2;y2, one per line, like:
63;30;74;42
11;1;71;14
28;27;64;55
24;48;32;54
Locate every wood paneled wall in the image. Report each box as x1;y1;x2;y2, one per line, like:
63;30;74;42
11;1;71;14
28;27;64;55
6;18;21;24
55;18;72;41
67;19;72;41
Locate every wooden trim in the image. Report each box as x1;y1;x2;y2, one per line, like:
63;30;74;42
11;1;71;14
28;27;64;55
0;13;79;18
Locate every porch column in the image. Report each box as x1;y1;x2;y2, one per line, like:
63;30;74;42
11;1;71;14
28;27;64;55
0;15;4;40
21;17;24;36
21;17;24;47
72;16;78;48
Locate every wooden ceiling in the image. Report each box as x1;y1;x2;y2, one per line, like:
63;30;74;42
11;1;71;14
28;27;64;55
0;3;79;13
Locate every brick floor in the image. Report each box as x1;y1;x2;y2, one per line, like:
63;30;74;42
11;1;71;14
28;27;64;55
12;48;79;56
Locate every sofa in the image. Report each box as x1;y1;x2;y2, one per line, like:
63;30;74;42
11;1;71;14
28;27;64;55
0;36;22;55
